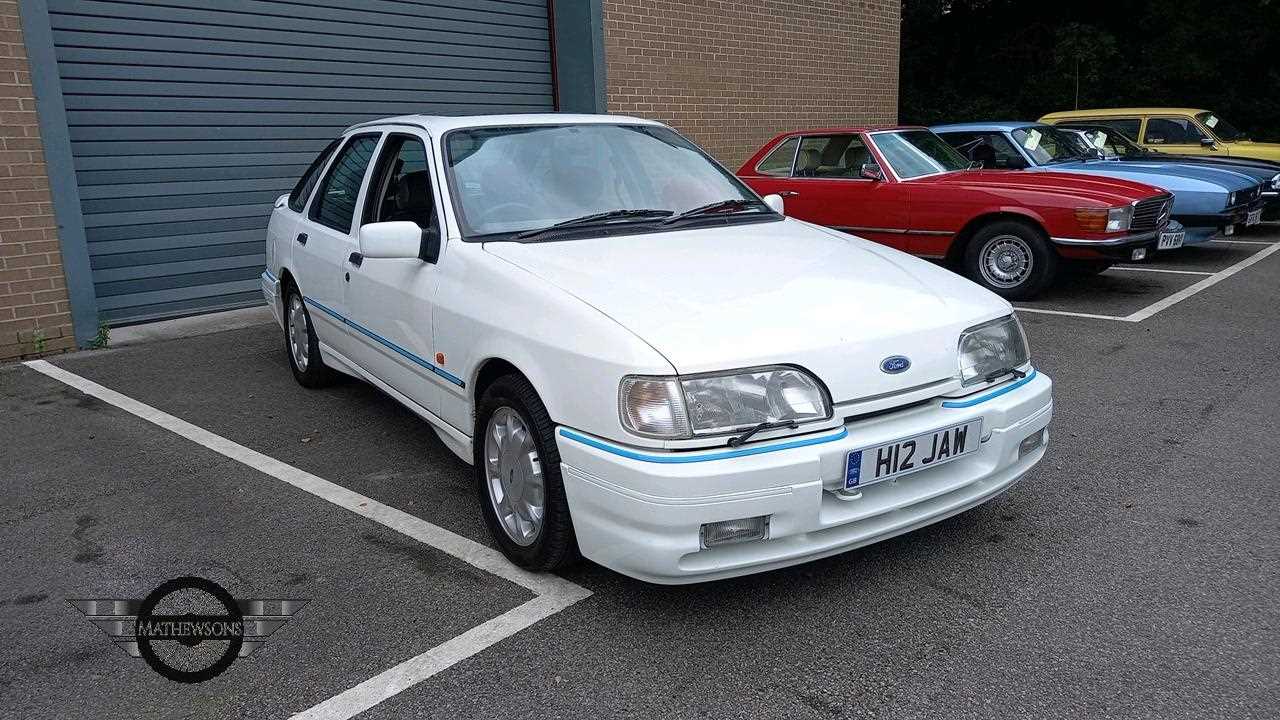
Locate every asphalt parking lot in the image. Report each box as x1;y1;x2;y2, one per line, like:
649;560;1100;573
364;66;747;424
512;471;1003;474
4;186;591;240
2;229;1278;719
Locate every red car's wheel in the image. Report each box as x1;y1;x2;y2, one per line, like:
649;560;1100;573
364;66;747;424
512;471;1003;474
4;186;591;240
964;220;1058;299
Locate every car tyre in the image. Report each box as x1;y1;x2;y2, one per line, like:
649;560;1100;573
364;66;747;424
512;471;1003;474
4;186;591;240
964;220;1058;299
474;374;578;571
283;284;335;389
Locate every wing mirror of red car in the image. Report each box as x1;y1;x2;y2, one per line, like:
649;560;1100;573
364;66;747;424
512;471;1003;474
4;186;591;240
860;163;885;181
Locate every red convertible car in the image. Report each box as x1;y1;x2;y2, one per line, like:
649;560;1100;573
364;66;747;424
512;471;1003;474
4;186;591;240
737;126;1176;297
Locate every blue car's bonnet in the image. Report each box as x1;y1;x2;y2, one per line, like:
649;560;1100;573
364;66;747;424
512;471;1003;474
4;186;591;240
930;122;1266;222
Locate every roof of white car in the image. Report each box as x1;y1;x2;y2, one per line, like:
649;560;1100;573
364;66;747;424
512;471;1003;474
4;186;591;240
344;113;661;135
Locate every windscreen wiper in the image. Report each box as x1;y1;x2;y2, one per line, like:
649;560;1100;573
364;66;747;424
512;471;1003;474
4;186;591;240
727;419;799;447
515;209;672;240
984;367;1027;384
659;199;764;226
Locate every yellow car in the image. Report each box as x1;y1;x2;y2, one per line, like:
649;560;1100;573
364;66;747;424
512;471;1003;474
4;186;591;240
1039;108;1280;162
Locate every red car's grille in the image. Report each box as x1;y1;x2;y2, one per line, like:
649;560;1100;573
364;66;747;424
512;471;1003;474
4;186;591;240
1132;194;1172;232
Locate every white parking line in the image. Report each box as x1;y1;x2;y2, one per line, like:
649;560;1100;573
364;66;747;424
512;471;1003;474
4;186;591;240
1109;266;1214;276
1017;240;1280;323
1209;239;1275;245
22;359;591;720
1125;240;1280;322
1013;307;1126;321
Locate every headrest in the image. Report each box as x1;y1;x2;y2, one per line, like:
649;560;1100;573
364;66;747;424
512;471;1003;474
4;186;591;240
395;171;431;210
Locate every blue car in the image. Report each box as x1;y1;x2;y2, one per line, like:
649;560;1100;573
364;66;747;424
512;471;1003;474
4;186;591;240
1054;123;1280;220
933;122;1266;246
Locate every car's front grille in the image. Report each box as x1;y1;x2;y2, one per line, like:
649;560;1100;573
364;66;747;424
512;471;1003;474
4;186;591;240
1132;193;1172;232
1229;184;1262;209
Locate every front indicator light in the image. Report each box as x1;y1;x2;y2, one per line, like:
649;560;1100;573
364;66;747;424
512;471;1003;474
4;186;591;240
1075;205;1132;233
1131;247;1148;261
700;516;769;548
618;377;690;438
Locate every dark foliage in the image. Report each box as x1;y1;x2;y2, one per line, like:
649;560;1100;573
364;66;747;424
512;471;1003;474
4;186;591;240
900;0;1280;140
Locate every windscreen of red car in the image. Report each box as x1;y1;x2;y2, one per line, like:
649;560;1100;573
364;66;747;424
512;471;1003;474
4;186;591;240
872;130;971;179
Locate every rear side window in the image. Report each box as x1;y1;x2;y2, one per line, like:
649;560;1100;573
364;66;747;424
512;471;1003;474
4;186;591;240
1093;118;1141;139
309;134;380;233
288;140;338;213
755;137;798;176
1143;118;1206;145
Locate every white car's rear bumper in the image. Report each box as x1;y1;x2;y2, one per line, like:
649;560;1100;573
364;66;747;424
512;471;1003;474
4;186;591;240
557;370;1053;584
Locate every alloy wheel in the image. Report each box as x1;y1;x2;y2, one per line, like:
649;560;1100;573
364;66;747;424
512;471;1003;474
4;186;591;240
287;295;310;371
483;407;545;546
979;234;1034;289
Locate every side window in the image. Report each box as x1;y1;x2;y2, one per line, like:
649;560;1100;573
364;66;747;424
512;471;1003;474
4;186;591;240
309;134;380;233
1092;118;1141;139
795;135;867;178
364;134;437;229
288;140;339;213
983;133;1028;169
1144;118;1206;145
755;137;799;176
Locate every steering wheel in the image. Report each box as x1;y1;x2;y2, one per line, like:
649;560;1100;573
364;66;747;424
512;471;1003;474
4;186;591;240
481;202;536;224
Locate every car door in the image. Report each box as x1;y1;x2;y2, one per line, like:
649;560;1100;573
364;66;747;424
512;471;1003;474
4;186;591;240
293;132;382;362
345;131;447;413
268;139;338;277
748;133;913;251
1143;116;1217;156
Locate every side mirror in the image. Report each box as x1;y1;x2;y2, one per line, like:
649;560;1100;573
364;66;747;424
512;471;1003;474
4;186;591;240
361;221;427;260
762;193;785;215
860;163;885;181
967;161;983;170
1200;137;1218;149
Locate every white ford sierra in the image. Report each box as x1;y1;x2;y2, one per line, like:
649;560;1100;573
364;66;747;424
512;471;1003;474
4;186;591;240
262;114;1054;584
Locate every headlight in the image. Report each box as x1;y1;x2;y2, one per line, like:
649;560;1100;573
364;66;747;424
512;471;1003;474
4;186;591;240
1074;205;1132;233
1227;191;1237;206
1269;173;1280;190
957;316;1030;387
619;366;831;439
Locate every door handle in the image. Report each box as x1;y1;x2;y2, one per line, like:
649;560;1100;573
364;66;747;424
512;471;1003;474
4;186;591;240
348;251;363;267
778;191;800;197
295;232;308;245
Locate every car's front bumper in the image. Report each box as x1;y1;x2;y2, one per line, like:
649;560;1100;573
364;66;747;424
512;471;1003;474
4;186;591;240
557;370;1053;584
1050;230;1158;260
1175;200;1268;243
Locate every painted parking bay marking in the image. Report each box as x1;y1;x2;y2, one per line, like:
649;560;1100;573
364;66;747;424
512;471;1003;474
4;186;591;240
1015;240;1280;323
23;360;590;720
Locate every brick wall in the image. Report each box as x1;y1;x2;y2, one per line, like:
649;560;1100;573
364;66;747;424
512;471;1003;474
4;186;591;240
0;0;74;361
603;0;901;170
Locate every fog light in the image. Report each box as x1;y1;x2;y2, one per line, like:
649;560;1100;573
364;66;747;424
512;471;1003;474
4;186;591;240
700;516;769;548
1019;428;1046;458
1130;247;1148;261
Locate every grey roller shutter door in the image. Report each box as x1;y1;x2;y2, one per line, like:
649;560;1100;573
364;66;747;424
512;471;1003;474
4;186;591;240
47;0;554;323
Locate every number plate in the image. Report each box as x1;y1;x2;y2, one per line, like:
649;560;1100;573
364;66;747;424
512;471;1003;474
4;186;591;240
845;419;983;490
1247;209;1262;226
1158;229;1185;250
